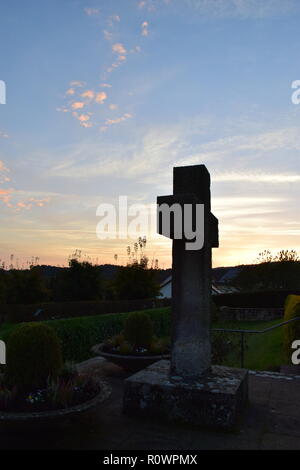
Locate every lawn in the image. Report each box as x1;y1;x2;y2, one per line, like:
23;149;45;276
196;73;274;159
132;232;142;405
213;318;283;371
0;309;284;371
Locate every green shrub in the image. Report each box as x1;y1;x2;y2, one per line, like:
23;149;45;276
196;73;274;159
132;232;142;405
5;323;63;389
211;300;219;322
118;341;134;355
283;295;300;364
149;337;170;355
124;311;154;348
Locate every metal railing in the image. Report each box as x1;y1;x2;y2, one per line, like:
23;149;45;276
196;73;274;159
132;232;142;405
211;316;300;368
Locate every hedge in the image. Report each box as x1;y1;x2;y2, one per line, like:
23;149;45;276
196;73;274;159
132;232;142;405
283;295;300;364
1;298;171;324
214;290;300;309
0;307;171;363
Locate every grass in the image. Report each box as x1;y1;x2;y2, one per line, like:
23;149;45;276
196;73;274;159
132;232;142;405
0;308;284;371
213;318;283;371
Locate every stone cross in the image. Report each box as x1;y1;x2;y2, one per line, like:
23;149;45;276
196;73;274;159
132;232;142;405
157;164;219;381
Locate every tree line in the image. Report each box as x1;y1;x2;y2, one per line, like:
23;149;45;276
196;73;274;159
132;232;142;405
0;257;161;305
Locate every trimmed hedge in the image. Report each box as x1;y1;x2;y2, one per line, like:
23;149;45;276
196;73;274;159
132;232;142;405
2;298;171;324
214;290;300;309
0;307;171;363
283;295;300;364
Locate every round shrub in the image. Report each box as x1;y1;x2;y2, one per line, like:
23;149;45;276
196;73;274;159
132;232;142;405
148;338;169;355
6;323;63;390
283;295;300;364
119;341;134;355
124;311;154;348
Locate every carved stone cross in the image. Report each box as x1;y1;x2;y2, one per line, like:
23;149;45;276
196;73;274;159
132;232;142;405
157;164;219;380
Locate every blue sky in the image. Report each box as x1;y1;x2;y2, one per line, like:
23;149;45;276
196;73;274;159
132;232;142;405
0;0;300;268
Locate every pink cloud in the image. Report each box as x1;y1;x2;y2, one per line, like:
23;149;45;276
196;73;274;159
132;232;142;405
112;43;127;55
78;114;90;122
81;90;95;99
66;88;75;95
105;113;133;125
72;102;85;110
0;160;10;182
0;161;50;210
95;91;107;104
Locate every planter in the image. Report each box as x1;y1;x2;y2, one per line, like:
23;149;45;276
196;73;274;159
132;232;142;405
92;343;170;372
0;380;111;432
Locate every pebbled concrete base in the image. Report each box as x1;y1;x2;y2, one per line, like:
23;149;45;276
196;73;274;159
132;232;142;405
123;360;248;430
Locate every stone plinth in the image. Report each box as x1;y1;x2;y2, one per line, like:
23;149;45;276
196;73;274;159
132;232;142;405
123;360;248;430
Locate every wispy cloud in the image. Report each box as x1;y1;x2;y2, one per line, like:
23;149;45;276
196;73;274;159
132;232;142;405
103;29;113;41
0;130;9;139
84;7;100;16
107;14;121;26
0;160;10;183
183;0;299;19
137;0;157;12
141;21;150;36
105;113;133;125
213;172;300;183
70;80;85;88
0;160;50;211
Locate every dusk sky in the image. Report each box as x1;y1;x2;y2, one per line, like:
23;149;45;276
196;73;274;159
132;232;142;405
0;0;300;269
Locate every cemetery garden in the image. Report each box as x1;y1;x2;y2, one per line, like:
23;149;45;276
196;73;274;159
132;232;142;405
0;164;300;450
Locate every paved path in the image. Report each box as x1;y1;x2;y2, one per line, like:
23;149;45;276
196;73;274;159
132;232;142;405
1;359;300;450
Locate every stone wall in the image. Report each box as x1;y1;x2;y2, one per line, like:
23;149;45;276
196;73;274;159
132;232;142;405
219;306;283;322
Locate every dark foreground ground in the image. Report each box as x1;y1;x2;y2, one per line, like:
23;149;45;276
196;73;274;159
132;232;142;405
1;358;300;450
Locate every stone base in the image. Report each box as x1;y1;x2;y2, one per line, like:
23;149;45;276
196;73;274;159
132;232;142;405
123;360;248;430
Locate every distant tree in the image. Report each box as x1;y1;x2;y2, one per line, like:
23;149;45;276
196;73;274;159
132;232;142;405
6;266;49;304
0;269;7;303
256;249;299;264
56;259;102;301
235;249;300;291
114;257;160;300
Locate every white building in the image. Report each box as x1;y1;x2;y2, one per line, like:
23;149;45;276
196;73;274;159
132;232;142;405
159;275;238;299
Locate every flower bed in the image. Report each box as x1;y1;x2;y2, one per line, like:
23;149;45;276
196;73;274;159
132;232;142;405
0;322;111;427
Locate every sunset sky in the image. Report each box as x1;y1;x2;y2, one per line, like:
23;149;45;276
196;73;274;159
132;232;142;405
0;0;300;269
